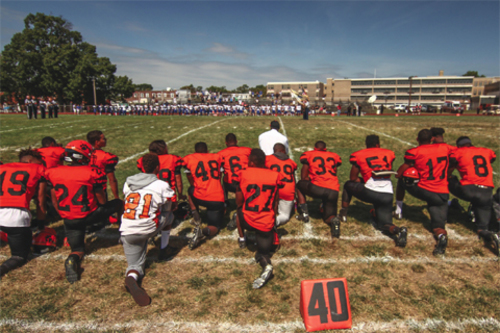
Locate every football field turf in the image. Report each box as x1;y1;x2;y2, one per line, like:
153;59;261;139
0;114;499;332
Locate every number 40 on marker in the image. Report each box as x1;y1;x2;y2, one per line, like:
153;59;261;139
299;278;352;332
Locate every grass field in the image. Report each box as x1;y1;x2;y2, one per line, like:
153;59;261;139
0;114;499;333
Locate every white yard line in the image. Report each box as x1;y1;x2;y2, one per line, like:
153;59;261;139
0;119;90;133
278;116;313;238
1;317;499;333
338;120;413;146
1;254;495;265
118;119;227;165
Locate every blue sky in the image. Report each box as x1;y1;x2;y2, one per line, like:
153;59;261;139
2;1;499;90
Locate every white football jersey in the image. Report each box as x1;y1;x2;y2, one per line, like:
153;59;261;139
120;179;175;236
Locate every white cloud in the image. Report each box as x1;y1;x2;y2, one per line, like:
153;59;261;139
205;42;249;60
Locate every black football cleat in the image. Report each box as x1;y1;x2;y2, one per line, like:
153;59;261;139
189;226;204;250
484;233;499;257
125;276;151;306
227;212;237;231
330;217;341;238
433;234;448;256
65;254;80;284
396;227;408;248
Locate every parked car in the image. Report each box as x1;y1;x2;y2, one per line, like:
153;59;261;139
421;104;437;113
482;105;500;115
394;104;406;112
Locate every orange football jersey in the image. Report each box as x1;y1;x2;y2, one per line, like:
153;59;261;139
235;167;282;232
46;165;107;219
265;154;297;201
300;149;342;191
218;146;252;183
451;146;496;187
37;146;65;169
137;154;181;202
180;153;224;202
404;143;455;193
350;147;395;182
0;162;46;209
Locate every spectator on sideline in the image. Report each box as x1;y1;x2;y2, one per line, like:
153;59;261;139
258;120;289;156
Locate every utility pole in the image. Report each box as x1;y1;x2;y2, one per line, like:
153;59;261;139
92;77;97;106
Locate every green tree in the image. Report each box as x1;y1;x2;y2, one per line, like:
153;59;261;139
462;71;485;78
112;75;135;102
234;84;249;93
0;13;124;105
133;83;153;91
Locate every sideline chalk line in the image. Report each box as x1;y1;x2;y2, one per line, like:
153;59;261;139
1;317;499;333
278;116;314;238
2;254;495;265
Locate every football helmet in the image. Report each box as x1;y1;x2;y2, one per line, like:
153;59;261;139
32;227;57;255
0;231;8;244
402;167;420;186
65;140;93;164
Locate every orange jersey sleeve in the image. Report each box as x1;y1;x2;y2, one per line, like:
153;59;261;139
451;146;496;187
0;163;46;209
235;167;282;232
265;154;297;201
350;147;395;182
180;153;224;202
90;149;119;174
300;149;342;191
404;143;454;193
46;165;106;219
37;146;65;169
218;146;252;183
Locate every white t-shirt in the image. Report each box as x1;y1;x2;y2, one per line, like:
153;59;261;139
258;129;289;156
120;179;175;236
364;177;393;194
0;208;31;227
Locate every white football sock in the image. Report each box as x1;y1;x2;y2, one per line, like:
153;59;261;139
161;230;170;249
128;272;139;281
395;201;403;214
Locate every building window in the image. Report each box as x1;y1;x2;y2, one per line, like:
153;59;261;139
374;88;395;93
374;80;396;85
268;85;274;90
164;93;167;97
140;93;144;98
447;79;473;84
133;94;137;97
397;79;421;85
146;93;149;97
421;79;446;85
351;80;373;86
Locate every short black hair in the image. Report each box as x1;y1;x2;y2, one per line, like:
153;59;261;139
19;148;42;162
41;136;56;147
142;153;160;173
456;136;472;147
365;135;380;148
195;142;208;153
315;141;326;149
249;148;266;167
430;127;445;137
87;130;103;145
273;143;286;153
149;140;167;155
270;120;280;130
417;129;433;144
225;133;237;144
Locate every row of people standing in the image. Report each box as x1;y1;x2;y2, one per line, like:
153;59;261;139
24;97;59;119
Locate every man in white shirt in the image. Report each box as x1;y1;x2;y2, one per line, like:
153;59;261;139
120;153;175;306
258;120;289;156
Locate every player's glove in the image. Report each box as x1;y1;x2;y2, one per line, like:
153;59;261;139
238;236;246;249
